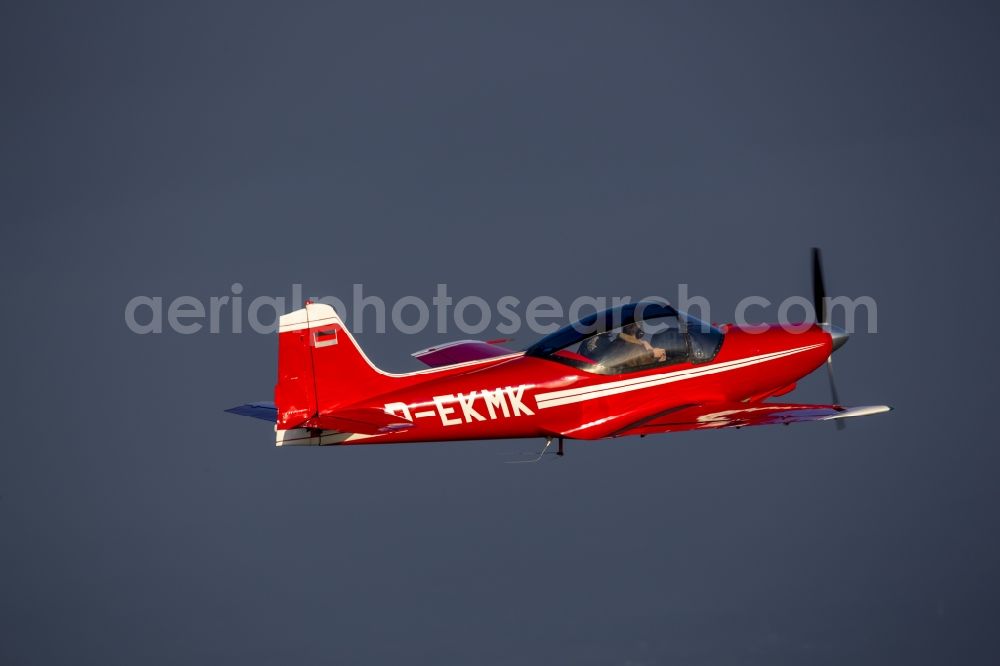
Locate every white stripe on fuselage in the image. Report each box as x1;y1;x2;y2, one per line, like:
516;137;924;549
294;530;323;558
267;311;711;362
533;343;824;410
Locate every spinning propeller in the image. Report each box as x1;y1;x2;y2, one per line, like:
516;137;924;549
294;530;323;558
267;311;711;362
811;247;850;429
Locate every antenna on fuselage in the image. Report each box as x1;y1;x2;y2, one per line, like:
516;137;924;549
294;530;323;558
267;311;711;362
506;436;565;463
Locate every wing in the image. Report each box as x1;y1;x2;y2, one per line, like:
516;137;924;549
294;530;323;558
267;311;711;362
411;339;516;368
615;402;891;437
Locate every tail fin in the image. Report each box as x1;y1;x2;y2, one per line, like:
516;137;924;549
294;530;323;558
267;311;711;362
274;302;394;429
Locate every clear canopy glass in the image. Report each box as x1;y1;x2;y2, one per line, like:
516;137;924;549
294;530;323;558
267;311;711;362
525;301;724;375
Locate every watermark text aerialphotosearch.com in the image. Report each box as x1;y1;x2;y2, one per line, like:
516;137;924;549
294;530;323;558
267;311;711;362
124;283;877;337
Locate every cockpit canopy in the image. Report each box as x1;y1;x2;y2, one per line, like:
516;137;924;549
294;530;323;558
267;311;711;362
525;301;724;375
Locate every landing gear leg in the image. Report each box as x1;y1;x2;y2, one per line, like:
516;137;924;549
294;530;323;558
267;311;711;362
557;437;564;456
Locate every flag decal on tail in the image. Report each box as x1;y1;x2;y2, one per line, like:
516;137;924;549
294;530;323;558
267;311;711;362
313;327;338;347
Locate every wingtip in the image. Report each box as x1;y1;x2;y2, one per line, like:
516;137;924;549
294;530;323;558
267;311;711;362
830;404;893;420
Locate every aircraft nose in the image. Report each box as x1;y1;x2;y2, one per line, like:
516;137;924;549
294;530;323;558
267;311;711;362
822;324;850;352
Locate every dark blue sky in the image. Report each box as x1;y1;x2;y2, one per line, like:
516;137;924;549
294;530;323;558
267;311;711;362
2;2;998;664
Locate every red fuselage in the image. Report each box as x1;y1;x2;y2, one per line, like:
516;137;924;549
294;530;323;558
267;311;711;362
336;323;832;443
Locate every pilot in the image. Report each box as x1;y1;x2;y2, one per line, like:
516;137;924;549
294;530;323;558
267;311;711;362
616;322;667;364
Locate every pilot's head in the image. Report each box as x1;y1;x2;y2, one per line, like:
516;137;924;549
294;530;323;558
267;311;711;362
622;322;643;338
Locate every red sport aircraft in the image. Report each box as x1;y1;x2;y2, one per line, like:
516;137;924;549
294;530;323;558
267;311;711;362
227;250;889;456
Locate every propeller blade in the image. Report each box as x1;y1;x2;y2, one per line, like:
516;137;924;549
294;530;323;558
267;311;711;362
813;248;845;429
811;247;828;325
826;357;846;430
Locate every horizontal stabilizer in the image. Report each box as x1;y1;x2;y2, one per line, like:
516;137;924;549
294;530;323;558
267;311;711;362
225;401;278;422
275;407;414;446
303;407;414;435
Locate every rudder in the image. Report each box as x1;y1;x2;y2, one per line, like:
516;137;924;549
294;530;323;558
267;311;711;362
275;302;394;429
